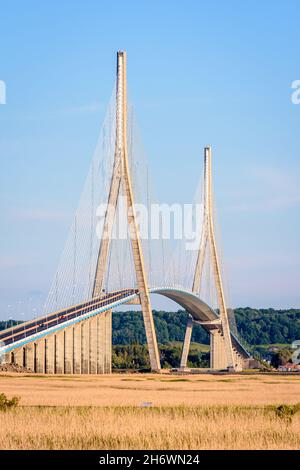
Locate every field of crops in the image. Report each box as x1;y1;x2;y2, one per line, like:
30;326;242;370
0;373;299;449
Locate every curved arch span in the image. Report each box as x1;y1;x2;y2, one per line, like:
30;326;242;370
149;287;250;358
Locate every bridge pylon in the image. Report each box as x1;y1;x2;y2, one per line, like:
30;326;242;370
180;146;237;371
92;51;161;372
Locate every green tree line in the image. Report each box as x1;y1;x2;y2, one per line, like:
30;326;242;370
1;308;299;369
112;308;300;347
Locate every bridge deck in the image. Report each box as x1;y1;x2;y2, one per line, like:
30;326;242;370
0;289;137;348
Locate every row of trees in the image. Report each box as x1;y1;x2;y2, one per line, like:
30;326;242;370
1;308;299;369
111;308;300;369
112;310;210;346
234;307;300;345
112;308;300;348
112;343;209;370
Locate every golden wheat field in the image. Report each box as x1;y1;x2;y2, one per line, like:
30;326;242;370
0;372;299;450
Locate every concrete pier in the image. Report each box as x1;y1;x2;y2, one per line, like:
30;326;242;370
45;336;55;374
36;339;45;373
12;311;113;374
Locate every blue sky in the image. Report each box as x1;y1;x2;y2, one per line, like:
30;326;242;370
0;0;300;319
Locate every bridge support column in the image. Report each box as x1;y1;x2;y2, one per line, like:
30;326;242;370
89;317;97;374
13;348;24;367
45;336;55;374
104;309;112;373
64;327;74;374
55;332;65;374
180;316;193;369
81;321;90;374
2;352;10;364
96;310;112;374
36;339;45;373
97;314;105;374
210;330;228;370
73;323;82;374
25;343;35;372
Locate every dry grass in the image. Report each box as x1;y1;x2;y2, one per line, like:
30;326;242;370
0;373;299;449
1;404;300;450
0;372;299;406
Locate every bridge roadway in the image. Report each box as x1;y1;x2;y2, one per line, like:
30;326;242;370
0;287;250;360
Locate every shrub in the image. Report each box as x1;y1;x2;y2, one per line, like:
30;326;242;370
273;404;300;424
0;393;20;411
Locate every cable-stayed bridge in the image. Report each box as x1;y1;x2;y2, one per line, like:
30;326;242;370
0;52;251;373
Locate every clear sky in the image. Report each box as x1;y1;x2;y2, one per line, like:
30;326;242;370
0;0;300;319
